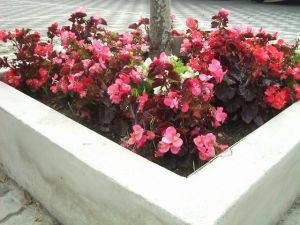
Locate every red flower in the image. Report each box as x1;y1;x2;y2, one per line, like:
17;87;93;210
34;44;53;57
265;86;290;110
253;47;269;65
188;57;202;71
293;84;300;100
0;30;9;42
3;69;20;87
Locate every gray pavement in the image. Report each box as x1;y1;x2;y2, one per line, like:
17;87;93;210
0;0;299;43
0;169;60;225
278;196;300;225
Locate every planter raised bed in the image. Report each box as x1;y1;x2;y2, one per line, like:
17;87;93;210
0;79;300;225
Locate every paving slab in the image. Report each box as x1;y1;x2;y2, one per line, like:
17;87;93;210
0;168;60;225
0;0;299;43
277;196;300;225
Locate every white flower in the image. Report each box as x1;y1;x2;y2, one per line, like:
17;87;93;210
141;44;150;52
144;58;152;67
169;55;178;61
181;67;198;81
153;86;167;95
53;45;66;54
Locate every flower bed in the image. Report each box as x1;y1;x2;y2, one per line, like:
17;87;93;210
0;7;300;224
0;8;299;176
0;78;300;225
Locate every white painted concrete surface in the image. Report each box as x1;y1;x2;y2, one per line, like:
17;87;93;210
0;80;299;225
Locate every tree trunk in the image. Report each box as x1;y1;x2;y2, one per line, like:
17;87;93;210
149;0;172;57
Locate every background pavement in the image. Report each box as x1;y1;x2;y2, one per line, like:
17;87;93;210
0;168;60;225
0;0;299;43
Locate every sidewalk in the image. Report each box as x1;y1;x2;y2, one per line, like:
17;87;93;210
277;196;300;225
0;0;299;43
0;169;60;225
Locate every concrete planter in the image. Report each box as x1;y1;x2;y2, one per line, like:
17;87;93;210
0;80;299;225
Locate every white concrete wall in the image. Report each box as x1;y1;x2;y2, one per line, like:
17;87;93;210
0;80;300;225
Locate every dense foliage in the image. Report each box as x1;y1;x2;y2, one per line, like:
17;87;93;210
0;7;299;175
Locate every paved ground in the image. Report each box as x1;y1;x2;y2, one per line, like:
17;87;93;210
277;196;300;225
0;169;60;225
0;0;299;43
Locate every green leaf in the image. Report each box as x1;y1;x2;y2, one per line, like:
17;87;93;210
70;40;79;50
110;32;119;40
137;80;153;95
79;49;90;60
170;58;188;75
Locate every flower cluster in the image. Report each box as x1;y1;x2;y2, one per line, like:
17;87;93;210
180;9;300;125
1;8;299;175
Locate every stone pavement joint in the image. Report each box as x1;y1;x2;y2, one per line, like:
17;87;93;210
0;168;61;225
277;196;300;225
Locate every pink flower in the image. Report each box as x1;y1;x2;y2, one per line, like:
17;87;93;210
164;92;179;110
92;40;111;68
181;38;192;54
120;32;133;45
89;63;102;74
193;133;216;161
218;8;229;18
186;17;198;30
138;92;148;111
107;83;120;104
82;59;91;69
208;59;226;83
52;57;62;65
128;125;144;144
158;127;183;155
127;125;154;149
157;141;170;154
203;82;214;102
72;7;86;17
213;107;227;128
181;102;189;112
92;16;107;25
60;31;76;46
189;78;202;96
107;78;131;104
129;69;142;83
191;31;202;45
